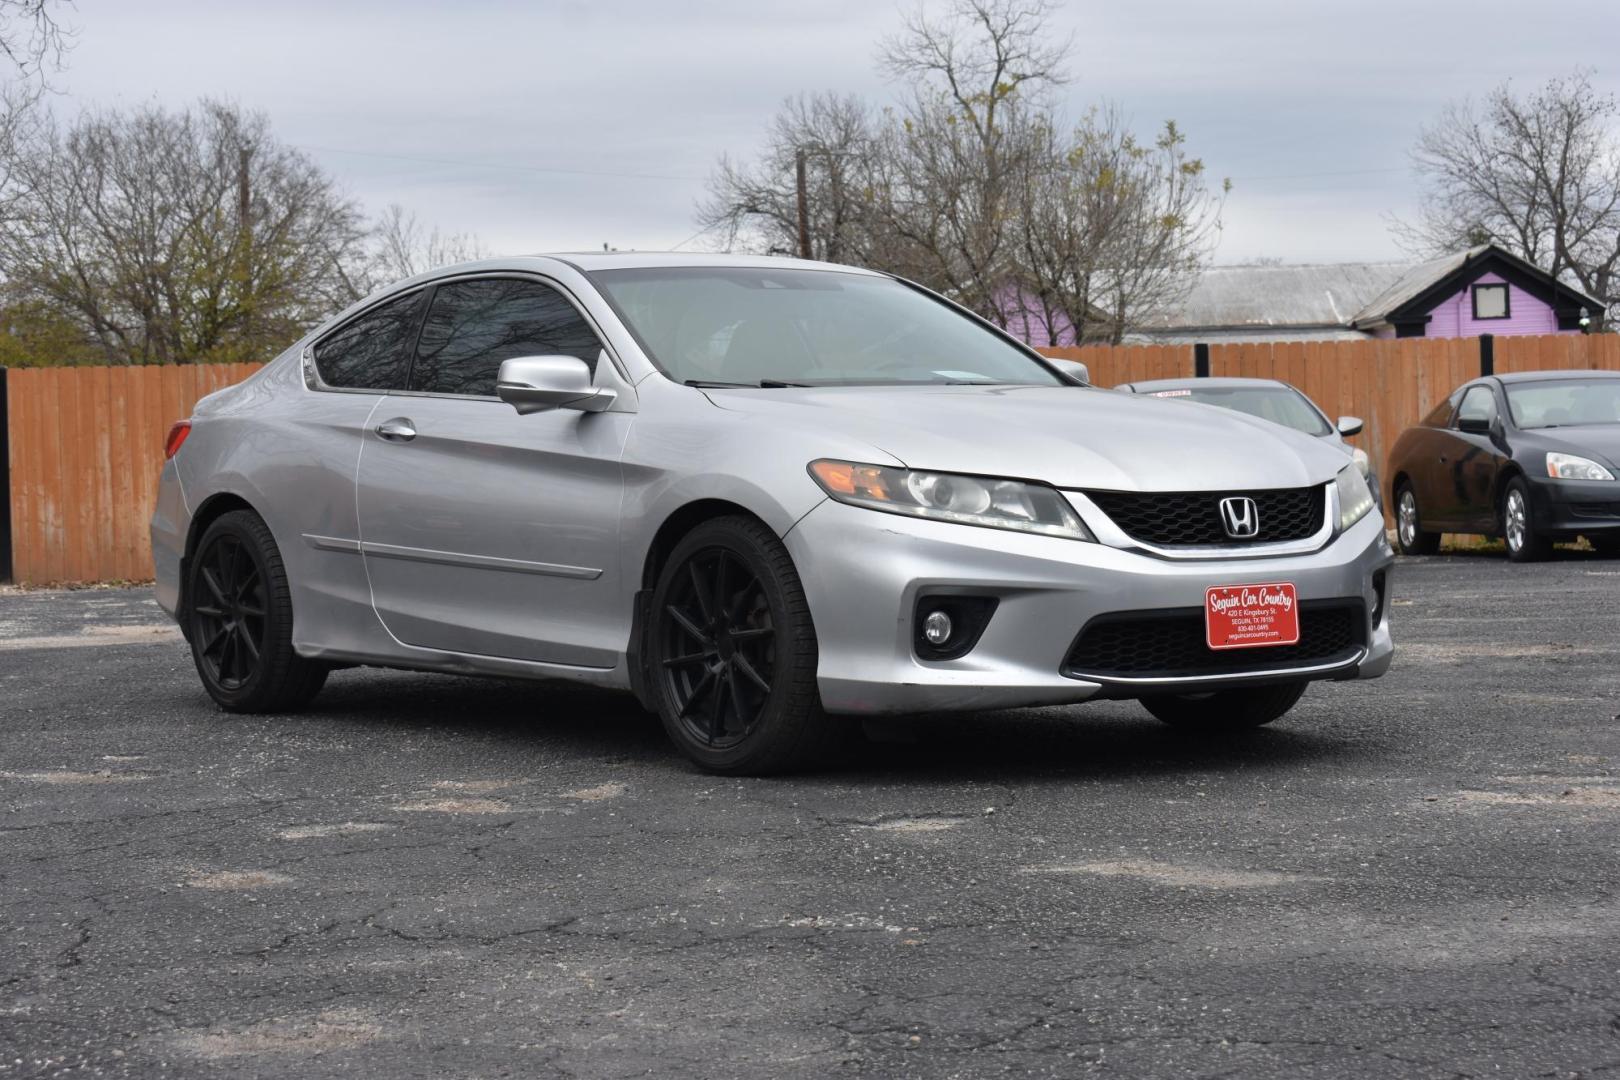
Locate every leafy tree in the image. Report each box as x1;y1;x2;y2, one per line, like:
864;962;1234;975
0;100;372;364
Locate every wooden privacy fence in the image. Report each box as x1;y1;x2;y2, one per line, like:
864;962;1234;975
1;363;262;585
1;333;1618;585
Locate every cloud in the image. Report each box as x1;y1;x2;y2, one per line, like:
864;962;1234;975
52;0;1620;263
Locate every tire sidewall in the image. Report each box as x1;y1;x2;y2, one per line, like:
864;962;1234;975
647;519;818;772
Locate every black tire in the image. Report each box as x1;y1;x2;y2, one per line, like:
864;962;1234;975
1393;481;1440;556
1141;680;1308;731
647;515;846;775
1502;476;1553;563
186;510;327;713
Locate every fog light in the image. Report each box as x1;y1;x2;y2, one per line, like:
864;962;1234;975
922;610;953;646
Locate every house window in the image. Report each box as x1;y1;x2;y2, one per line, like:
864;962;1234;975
1472;283;1510;320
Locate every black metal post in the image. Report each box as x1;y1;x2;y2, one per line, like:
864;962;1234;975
0;367;11;584
1194;342;1210;378
1479;333;1494;377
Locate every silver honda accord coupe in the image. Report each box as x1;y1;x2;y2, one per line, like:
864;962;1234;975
152;254;1393;773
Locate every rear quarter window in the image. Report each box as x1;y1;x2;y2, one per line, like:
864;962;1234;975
312;289;427;391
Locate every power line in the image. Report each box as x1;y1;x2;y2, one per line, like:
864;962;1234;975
1229;166;1408;183
293;144;706;183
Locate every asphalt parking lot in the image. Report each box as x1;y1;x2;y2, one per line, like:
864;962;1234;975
2;552;1618;1079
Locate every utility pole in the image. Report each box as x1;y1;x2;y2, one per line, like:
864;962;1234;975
238;145;253;345
795;148;811;259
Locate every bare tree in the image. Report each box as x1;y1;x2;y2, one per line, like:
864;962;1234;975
1010;109;1225;344
0;0;69;80
697;93;882;263
871;0;1070;321
367;202;490;286
0;99;372;364
1398;72;1620;321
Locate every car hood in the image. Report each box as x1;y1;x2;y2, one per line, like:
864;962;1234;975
703;384;1348;491
1532;424;1620;468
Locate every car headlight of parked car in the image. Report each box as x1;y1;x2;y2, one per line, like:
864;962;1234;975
1336;463;1375;533
1546;452;1615;481
809;460;1094;540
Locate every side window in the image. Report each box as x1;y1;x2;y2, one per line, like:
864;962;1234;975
1456;385;1498;428
410;279;603;397
311;289;426;391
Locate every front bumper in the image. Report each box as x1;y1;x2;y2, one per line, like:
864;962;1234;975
785;500;1395;715
1524;476;1620;538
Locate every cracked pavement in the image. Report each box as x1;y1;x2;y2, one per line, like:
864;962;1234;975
2;553;1619;1078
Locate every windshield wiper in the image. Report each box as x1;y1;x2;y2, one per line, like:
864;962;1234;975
683;379;811;389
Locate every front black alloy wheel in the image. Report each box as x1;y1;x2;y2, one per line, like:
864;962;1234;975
648;516;843;774
187;510;327;712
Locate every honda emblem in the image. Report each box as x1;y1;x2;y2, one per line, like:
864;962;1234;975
1219;496;1260;539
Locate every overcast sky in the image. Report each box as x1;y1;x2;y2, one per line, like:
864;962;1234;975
53;0;1620;266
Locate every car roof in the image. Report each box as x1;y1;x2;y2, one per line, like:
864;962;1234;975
1123;377;1293;392
545;251;886;275
1493;369;1620;384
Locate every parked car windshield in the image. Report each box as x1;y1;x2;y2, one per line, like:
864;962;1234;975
1505;378;1620;428
589;266;1064;387
1145;385;1332;436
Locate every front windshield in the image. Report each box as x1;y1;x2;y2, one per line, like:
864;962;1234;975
589;266;1063;388
1505;379;1620;429
1146;385;1332;436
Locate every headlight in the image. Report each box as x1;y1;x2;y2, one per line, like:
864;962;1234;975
1335;464;1374;532
1351;446;1370;478
808;460;1094;540
1546;452;1615;481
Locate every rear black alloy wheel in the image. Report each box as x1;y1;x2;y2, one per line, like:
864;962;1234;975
1141;680;1308;731
192;530;267;692
186;510;327;712
648;516;843;774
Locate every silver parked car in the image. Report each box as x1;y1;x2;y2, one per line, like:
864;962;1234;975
1118;376;1380;507
152;254;1393;773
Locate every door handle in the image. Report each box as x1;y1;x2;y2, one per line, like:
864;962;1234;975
375;417;416;442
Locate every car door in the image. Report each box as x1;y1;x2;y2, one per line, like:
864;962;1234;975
288;287;429;635
355;276;633;668
1445;384;1506;530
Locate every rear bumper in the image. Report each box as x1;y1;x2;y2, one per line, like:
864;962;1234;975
1525;476;1620;537
786;500;1395;715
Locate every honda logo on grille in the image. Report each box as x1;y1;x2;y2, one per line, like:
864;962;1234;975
1219;496;1260;539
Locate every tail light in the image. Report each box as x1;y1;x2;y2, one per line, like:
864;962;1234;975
164;420;192;460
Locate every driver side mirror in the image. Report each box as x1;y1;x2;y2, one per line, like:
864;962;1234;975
1336;416;1364;438
1456;414;1492;435
496;355;616;415
1047;357;1090;386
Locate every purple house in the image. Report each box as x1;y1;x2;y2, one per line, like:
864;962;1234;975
1039;244;1607;347
1347;245;1601;339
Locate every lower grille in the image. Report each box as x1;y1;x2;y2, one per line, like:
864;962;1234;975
1064;600;1366;680
1569;502;1620;520
1086;487;1325;546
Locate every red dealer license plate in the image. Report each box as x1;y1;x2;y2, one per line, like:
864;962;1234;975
1205;582;1300;651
